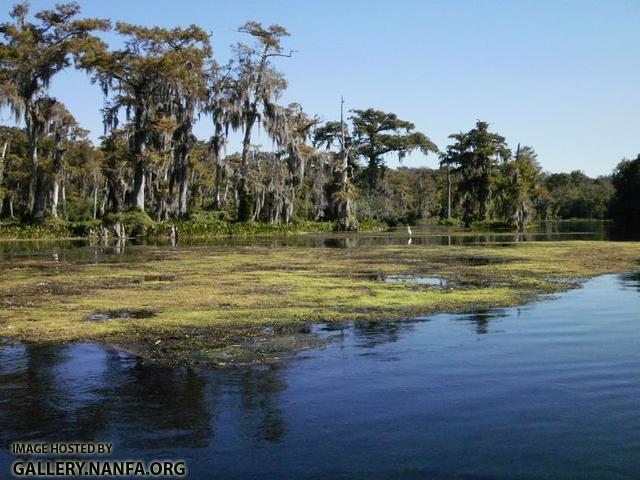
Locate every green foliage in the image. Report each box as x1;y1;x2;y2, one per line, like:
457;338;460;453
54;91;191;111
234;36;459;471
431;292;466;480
0;218;70;238
543;171;613;219
356;219;387;232
0;2;109;219
70;220;102;236
139;219;338;238
492;146;545;229
609;155;640;227
357;194;404;226
351;108;437;190
104;208;155;236
437;217;464;226
470;220;513;231
185;210;233;222
64;200;94;222
443;121;511;226
0;4;629;235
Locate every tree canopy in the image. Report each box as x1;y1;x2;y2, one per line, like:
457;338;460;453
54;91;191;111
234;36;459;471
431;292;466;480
0;2;634;233
351;108;437;190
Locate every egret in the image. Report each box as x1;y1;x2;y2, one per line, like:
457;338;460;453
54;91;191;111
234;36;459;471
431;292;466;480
407;226;412;237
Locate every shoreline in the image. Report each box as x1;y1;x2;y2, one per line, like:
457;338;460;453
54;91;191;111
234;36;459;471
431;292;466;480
1;240;638;366
0;271;630;368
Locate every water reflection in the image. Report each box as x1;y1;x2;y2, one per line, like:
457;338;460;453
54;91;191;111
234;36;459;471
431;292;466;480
0;343;287;451
2;272;640;479
621;272;640;292
109;362;214;449
456;309;509;334
0;220;626;264
350;320;418;349
236;365;286;443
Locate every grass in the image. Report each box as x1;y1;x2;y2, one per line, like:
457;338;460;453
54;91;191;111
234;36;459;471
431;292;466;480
0;240;639;363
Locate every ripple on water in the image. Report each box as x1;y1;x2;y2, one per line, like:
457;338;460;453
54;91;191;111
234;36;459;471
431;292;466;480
1;272;639;479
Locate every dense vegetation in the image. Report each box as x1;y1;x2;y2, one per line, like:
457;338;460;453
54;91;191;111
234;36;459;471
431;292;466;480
0;3;636;237
609;154;640;228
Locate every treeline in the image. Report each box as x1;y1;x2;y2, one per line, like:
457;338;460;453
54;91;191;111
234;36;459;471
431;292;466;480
1;3;637;234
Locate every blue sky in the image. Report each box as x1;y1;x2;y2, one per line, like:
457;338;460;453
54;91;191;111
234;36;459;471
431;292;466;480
2;0;639;176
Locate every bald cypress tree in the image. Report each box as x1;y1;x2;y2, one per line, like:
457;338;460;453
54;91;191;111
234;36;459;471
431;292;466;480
313;98;359;231
445;121;511;225
89;22;211;212
351;109;437;191
0;2;109;220
210;22;292;222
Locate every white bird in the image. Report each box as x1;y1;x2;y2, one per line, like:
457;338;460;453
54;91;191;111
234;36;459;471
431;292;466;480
407;226;412;237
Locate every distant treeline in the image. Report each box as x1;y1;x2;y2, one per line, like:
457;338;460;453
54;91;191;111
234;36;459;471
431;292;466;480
1;3;638;232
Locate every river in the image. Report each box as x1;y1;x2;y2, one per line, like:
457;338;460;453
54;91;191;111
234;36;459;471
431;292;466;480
1;221;639;479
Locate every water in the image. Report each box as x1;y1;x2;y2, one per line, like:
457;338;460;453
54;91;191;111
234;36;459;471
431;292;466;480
0;220;624;263
1;273;639;479
382;275;449;286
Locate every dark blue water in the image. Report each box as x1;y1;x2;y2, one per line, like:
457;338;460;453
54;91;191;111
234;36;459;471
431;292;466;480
1;273;639;479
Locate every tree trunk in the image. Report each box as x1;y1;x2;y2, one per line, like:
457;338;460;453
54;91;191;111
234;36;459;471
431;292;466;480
25;108;38;213
237;47;270;222
214;160;225;209
172;148;189;218
334;97;358;231
32;165;48;222
28;140;46;219
51;179;60;217
130;107;147;211
132;162;145;210
178;171;188;217
334;151;358;231
92;181;98;220
446;164;452;219
99;181;108;217
107;176;121;213
0;141;7;209
61;178;67;219
50;148;65;218
238;112;256;222
1;195;12;218
0;141;7;180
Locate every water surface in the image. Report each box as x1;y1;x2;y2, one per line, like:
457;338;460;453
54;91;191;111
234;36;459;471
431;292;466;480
0;220;624;263
1;273;639;479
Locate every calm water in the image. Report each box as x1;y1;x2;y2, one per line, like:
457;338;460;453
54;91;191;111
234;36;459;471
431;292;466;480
1;272;639;479
0;220;626;262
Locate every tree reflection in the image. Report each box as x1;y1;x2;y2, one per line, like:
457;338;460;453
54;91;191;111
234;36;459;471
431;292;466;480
106;360;214;449
621;272;640;292
237;364;287;443
0;343;66;443
0;342;291;453
457;309;507;334
351;320;416;348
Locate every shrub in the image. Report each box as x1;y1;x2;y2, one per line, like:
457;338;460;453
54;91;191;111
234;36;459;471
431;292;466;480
470;220;513;231
70;220;102;237
0;217;71;239
104;209;155;237
437;217;464;227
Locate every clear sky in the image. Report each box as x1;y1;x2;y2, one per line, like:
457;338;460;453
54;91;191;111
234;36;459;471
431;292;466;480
2;0;639;176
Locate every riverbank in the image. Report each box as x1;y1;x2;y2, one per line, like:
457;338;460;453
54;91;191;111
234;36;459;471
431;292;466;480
0;214;388;241
1;240;639;365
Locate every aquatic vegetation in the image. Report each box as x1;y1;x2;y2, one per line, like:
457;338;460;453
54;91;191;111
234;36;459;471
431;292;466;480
0;218;387;240
0;240;638;365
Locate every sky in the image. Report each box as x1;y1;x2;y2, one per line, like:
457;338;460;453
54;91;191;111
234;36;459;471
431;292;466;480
2;0;639;176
